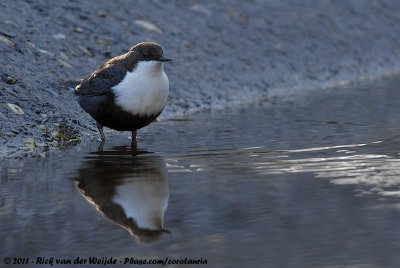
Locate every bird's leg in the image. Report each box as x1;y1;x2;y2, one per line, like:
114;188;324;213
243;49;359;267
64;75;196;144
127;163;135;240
96;122;106;141
131;130;137;150
98;140;105;152
131;130;137;141
131;140;138;152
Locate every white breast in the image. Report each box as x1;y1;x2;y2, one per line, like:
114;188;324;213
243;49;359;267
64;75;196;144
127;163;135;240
112;61;169;116
112;177;169;230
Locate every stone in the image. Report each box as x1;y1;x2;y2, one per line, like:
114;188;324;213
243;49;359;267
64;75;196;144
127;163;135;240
36;48;54;57
0;35;15;47
52;33;66;39
97;10;107;18
6;103;24;115
1;74;17;85
134;20;162;34
77;45;93;57
59;51;69;61
74;27;84;33
24;139;37;149
57;59;72;68
51;131;65;140
191;4;212;16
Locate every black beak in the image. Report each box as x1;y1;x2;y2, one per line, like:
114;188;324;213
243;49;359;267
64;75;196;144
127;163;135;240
158;55;172;62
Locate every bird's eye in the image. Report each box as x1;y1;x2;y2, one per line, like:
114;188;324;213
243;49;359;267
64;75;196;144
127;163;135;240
143;52;149;58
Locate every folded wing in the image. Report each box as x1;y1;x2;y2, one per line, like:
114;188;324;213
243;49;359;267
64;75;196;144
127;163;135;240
75;65;127;96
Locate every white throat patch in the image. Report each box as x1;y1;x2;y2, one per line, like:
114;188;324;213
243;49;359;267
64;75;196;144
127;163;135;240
112;61;169;116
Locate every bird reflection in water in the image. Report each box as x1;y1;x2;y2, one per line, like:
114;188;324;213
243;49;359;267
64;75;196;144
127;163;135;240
75;146;169;242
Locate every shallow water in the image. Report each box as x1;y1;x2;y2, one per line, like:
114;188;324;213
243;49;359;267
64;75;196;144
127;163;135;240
2;76;400;267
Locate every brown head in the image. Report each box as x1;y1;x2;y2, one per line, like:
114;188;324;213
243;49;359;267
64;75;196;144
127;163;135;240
129;42;172;62
109;41;172;71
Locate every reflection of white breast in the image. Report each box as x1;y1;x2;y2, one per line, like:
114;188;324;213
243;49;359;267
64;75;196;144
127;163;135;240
112;177;169;230
112;61;169;116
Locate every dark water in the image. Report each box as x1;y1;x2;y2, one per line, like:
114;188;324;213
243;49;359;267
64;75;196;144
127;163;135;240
2;76;400;268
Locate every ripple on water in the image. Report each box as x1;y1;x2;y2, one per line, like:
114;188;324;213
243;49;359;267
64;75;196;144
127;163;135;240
2;76;400;266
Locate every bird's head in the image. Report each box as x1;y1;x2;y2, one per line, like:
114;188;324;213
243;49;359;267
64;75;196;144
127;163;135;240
129;42;172;63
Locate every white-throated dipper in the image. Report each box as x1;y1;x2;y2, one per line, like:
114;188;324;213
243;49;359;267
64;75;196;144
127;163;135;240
75;41;171;142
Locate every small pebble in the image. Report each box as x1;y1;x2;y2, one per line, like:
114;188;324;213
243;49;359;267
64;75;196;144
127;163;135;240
1;74;17;85
59;51;69;61
5;132;16;137
134;20;162;34
191;4;212;16
57;59;72;68
6;103;24;115
24;139;37;149
26;41;36;48
77;45;93;57
74;27;84;33
51;131;65;140
97;10;107;18
37;48;54;57
0;35;15;47
52;33;66;39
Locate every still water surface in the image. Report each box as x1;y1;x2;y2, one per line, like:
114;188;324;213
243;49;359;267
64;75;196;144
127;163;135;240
1;77;400;267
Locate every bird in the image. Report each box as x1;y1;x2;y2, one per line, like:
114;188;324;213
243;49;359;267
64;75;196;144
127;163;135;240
75;41;171;144
75;147;170;242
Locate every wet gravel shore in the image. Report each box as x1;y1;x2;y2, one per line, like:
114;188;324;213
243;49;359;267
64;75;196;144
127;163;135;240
1;0;400;157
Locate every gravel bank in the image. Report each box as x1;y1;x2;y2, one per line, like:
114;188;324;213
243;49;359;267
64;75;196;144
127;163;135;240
1;0;400;157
